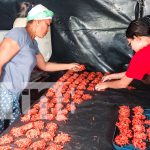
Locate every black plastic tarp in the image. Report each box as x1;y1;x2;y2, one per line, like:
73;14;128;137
0;0;150;72
2;78;150;149
63;88;150;150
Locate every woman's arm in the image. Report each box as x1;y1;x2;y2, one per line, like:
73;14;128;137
95;75;133;91
0;38;20;76
36;53;80;71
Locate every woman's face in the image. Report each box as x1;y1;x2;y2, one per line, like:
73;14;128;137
35;19;52;38
127;36;145;52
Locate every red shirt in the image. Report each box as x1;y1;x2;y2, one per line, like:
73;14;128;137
126;44;150;80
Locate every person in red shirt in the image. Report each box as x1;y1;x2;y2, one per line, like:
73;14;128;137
95;19;150;91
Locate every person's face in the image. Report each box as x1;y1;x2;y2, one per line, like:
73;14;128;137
35;19;52;38
127;36;144;52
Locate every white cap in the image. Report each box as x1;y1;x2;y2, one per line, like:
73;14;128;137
27;4;54;21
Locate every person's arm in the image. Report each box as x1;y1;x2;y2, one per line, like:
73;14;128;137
95;75;133;91
102;72;126;82
0;38;20;76
36;53;80;71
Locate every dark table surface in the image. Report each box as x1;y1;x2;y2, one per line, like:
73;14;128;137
1;69;150;150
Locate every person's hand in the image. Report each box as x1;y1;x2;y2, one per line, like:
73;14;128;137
102;72;126;82
101;74;113;82
95;82;108;91
68;63;86;72
101;73;122;82
68;63;81;71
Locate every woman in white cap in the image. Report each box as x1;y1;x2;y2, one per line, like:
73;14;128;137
13;2;53;62
0;4;81;132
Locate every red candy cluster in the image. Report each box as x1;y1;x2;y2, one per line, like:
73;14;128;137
0;70;103;149
77;64;86;71
115;106;131;146
132;106;146;150
115;105;150;150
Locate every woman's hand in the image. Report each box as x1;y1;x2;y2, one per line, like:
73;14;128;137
95;82;108;91
102;72;126;82
95;74;133;91
101;74;113;82
68;63;81;71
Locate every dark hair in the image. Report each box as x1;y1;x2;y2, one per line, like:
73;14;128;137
126;19;150;39
17;2;35;18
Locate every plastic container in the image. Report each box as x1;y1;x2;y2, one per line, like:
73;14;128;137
113;143;137;150
113;109;150;150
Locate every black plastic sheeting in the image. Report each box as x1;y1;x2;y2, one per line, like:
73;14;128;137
2;85;150;150
62;89;150;150
1;71;150;150
0;0;150;72
49;0;136;72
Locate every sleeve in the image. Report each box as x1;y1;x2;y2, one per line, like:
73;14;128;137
126;53;147;80
33;40;40;55
4;28;24;49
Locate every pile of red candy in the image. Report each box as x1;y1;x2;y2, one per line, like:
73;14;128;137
0;66;104;150
115;105;150;150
